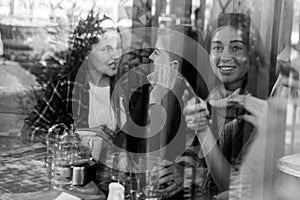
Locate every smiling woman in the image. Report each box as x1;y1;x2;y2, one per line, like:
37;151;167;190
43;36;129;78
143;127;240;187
204;13;268;98
180;13;270;198
203;13;269;194
210;26;250;91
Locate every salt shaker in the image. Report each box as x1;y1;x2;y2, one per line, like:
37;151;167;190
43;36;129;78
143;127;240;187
107;182;125;200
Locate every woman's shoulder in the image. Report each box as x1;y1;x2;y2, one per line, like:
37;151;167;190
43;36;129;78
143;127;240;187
47;75;72;89
52;69;88;88
42;73;83;98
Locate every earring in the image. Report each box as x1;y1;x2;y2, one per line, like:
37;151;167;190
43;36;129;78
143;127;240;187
170;60;179;70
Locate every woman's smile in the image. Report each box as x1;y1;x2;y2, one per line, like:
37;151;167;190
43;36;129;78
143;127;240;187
210;26;250;89
217;64;237;73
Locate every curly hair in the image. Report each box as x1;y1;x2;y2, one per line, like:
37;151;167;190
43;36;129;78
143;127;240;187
204;13;269;99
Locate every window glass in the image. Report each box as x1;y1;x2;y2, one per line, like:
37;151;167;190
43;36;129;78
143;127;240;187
1;1;300;199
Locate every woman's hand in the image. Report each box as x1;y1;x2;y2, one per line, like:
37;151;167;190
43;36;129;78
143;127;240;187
157;160;184;197
183;96;210;132
228;95;268;131
149;65;178;104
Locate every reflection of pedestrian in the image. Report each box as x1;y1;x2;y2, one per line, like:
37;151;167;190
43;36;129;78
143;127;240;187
194;1;206;41
194;7;204;33
21;12;122;144
0;31;3;56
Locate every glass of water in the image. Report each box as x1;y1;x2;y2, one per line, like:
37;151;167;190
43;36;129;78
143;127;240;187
138;155;165;200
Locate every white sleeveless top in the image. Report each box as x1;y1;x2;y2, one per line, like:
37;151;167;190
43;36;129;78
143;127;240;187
88;82;117;131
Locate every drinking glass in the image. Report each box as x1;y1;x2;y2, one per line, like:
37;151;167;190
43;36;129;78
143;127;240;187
138;155;164;200
112;152;138;199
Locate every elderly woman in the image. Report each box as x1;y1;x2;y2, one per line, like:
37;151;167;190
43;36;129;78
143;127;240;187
182;13;270;198
21;12;122;144
20;11;127;196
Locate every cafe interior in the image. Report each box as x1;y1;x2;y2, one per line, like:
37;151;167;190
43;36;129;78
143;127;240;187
1;0;300;199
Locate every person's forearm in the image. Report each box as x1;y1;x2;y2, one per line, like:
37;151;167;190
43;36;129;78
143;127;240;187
21;122;47;144
197;129;231;191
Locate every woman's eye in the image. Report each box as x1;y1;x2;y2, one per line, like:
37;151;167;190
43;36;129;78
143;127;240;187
100;46;113;52
107;47;114;52
231;46;243;51
212;46;223;51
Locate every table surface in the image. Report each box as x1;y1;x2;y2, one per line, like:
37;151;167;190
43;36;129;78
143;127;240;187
0;135;209;200
0;135;106;200
0;136;49;194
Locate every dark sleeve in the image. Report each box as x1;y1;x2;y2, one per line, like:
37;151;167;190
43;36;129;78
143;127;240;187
20;80;73;144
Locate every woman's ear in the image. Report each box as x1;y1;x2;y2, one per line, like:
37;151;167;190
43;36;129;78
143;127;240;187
170;60;179;71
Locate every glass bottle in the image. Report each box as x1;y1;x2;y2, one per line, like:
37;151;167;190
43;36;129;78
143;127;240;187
52;126;74;190
46;123;67;180
111;152;136;199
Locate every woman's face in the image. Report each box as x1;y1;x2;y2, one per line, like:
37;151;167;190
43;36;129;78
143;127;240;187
149;36;172;71
210;26;250;86
88;30;122;77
